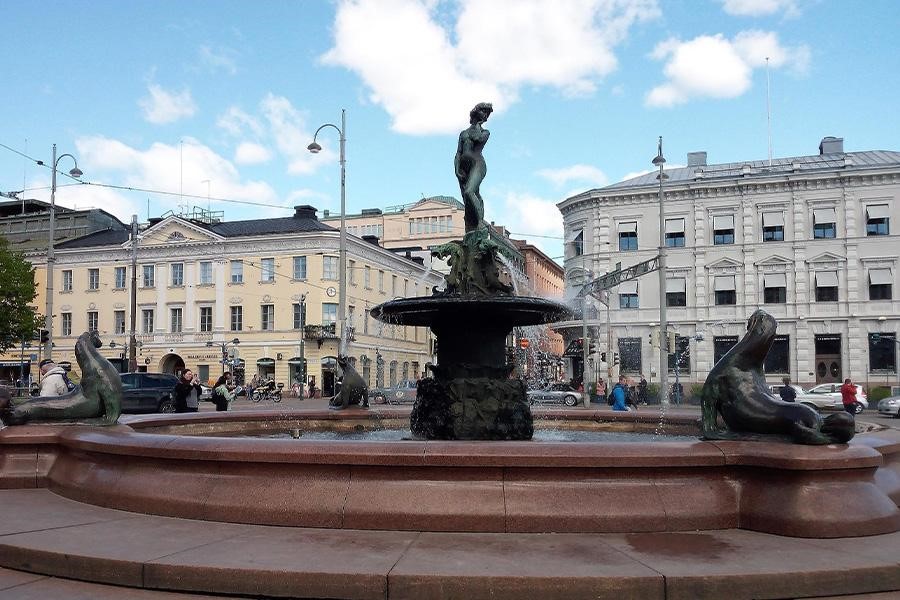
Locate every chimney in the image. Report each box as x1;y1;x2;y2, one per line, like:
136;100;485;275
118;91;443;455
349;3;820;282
322;209;330;218
818;136;844;155
687;151;707;167
361;234;380;247
293;205;318;220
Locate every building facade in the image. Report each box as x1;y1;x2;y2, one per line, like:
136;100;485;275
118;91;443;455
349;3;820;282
0;199;126;251
557;137;900;392
14;205;442;394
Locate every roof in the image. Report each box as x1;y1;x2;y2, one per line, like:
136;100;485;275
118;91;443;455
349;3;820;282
0;199;74;218
55;228;131;249
597;150;900;193
206;215;335;237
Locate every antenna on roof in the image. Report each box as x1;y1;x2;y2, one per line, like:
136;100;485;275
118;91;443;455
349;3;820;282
766;57;773;167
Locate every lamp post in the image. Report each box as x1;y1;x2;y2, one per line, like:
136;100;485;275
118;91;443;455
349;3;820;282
566;265;593;407
308;110;347;356
653;137;669;405
42;144;83;360
207;338;240;374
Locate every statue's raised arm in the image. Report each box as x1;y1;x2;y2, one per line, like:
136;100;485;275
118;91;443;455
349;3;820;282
455;102;493;233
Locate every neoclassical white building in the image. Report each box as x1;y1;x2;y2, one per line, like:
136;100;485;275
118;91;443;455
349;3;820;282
557;137;900;392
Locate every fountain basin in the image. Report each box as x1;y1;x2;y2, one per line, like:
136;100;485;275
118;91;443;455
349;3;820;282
1;410;897;538
370;295;571;328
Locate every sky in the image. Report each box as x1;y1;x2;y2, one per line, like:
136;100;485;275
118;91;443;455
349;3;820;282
1;0;898;262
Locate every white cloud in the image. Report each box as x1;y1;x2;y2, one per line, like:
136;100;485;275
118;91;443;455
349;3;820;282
719;0;800;17
234;142;272;165
138;84;197;124
217;106;265;137
322;0;660;135
199;45;238;74
487;191;563;259
537;164;608;187
645;31;809;107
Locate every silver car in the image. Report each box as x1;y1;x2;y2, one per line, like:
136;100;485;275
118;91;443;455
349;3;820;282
796;383;868;414
877;395;900;418
528;383;583;407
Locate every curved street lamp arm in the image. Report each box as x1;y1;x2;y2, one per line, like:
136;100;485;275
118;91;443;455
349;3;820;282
311;123;343;143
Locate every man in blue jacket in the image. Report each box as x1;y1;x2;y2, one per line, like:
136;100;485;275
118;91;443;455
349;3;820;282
610;375;630;411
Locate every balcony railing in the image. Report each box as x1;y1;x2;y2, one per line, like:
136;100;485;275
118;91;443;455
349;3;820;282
304;323;338;341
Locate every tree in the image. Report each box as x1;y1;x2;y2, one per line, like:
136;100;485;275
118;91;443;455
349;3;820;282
0;236;43;353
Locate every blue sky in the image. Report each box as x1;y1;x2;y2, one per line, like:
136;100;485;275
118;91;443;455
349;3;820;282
1;0;898;261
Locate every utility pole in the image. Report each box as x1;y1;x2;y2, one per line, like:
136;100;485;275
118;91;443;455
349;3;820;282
653;137;669;405
582;292;590;408
128;215;138;372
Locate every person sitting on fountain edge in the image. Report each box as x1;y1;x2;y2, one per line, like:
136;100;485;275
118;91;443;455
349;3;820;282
610;375;630;411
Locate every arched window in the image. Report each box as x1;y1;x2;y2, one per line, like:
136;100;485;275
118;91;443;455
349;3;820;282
389;360;398;387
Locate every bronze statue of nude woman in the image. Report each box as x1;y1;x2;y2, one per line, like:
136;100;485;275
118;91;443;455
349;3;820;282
455;102;493;233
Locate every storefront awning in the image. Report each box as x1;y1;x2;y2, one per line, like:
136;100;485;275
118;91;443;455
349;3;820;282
866;204;890;220
256;358;275;367
813;208;836;224
287;357;306;365
869;268;893;285
815;271;839;287
0;360;28;367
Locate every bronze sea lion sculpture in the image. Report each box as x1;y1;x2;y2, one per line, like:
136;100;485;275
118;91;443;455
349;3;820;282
0;331;122;426
328;354;369;410
700;310;854;445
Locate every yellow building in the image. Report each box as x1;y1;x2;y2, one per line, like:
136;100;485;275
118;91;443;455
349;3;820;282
21;205;441;395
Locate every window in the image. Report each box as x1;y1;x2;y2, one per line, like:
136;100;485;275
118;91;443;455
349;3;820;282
364;266;371;289
665;278;687;307
866;205;890;236
569;229;584;256
664;218;685;247
260;258;275;282
199;307;213;332
713;336;739;365
61;313;72;336
363;309;370;334
813;208;836;239
378;270;385;293
170;307;183;333
389;361;398;387
114;266;127;289
230;260;243;284
141;309;154;333
763;273;787;304
348;260;355;285
142;265;155;288
169;263;183;287
199;261;213;285
293;303;306;329
62;270;73;292
714;275;736;305
412;361;420;378
667;336;690;373
869;333;897;373
288;256;307;281
230;306;243;331
763;335;790;373
712;215;735;245
762;212;784;241
259;304;274;330
392;275;397;297
322;303;338;326
814;271;839;302
402;361;409;381
88;268;100;290
869;269;893;300
618;338;642;373
404;279;409;297
87;311;98;332
618;222;638;251
323;256;338;280
619;281;639;309
114;310;126;335
198;365;209;383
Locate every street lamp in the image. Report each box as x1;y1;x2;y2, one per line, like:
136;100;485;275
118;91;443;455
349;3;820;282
652;137;669;405
566;265;594;408
207;338;241;374
40;144;83;360
308;109;347;356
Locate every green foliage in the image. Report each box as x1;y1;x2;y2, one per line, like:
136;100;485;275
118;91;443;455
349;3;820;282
689;383;705;400
646;382;660;403
869;386;892;403
0;237;43;353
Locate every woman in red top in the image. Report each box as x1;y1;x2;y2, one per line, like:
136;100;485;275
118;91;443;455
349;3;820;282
840;378;857;415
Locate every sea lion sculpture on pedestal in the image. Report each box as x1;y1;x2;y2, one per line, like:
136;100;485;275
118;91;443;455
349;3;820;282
701;310;854;445
328;354;369;410
0;331;122;426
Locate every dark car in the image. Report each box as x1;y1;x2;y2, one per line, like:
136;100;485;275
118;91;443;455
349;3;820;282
120;372;179;413
370;380;418;404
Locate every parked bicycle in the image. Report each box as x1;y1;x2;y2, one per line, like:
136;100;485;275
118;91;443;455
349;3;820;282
251;379;283;403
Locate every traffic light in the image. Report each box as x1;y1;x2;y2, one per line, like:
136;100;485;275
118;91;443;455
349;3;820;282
666;331;676;353
588;340;598;354
519;338;530;349
613;352;620;366
600;352;607;362
649;327;659;349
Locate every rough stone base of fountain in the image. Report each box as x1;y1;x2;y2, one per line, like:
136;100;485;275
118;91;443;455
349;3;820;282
411;377;533;440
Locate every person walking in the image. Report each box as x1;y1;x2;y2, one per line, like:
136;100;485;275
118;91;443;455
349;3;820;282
840;378;858;415
610;375;630;411
779;377;797;402
37;359;68;397
638;376;648;405
212;372;236;412
173;369;203;413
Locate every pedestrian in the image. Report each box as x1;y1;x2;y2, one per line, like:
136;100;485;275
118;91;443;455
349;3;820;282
779;377;797;402
212;372;236;412
307;378;316;399
840;378;857;415
610;376;629;411
173;369;203;413
638;376;648;405
37;359;68;397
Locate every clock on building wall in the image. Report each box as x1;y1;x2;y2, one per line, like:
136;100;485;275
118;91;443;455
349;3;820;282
326;286;337;297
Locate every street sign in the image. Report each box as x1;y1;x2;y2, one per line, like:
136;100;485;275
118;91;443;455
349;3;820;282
30;354;37;361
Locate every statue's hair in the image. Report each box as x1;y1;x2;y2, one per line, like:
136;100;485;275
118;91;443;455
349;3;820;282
470;102;493;124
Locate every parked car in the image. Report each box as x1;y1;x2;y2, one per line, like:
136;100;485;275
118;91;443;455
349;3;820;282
119;372;179;413
796;383;868;414
877;394;900;418
528;383;583;407
768;384;806;401
370;380;418;404
199;384;213;403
